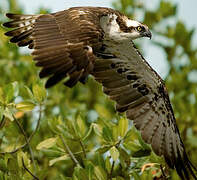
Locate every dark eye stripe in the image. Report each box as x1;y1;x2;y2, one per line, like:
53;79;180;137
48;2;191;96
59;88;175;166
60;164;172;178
116;16;135;33
141;26;145;31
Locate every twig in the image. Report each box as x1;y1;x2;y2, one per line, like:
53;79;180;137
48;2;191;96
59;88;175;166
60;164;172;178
60;135;80;166
0;142;27;154
22;158;39;180
14;115;29;145
14;115;37;173
109;160;115;180
79;140;86;158
0;115;5;128
29;105;42;140
160;164;167;179
0;105;42;154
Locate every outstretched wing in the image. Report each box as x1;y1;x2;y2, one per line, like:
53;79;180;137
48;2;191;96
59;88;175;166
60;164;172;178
3;7;109;88
93;41;197;180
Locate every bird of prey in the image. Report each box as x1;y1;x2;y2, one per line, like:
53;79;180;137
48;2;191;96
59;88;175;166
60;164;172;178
3;7;197;179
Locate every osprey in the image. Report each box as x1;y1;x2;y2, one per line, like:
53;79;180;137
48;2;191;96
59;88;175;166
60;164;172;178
3;7;197;179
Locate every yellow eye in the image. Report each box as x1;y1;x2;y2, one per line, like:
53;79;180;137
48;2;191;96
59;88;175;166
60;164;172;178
137;26;142;31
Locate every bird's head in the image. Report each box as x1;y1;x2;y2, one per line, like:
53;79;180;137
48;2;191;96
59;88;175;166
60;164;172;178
100;14;152;42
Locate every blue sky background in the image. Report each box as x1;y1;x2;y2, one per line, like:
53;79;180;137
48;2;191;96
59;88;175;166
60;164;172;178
15;0;197;79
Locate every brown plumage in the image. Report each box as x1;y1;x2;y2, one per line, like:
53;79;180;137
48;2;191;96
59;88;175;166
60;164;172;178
3;7;197;179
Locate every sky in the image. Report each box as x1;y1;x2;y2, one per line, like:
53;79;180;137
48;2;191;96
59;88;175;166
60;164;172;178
15;0;197;79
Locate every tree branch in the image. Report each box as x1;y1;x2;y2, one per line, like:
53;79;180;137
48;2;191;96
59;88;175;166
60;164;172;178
60;135;80;166
160;164;168;179
110;160;115;180
0;105;42;155
22;158;39;180
79;140;86;158
13;114;37;172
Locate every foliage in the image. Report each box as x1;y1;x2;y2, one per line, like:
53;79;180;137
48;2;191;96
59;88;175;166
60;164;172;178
0;0;196;179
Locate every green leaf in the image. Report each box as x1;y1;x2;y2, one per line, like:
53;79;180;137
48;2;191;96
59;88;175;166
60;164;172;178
76;114;86;138
112;125;119;141
93;123;102;137
0;88;4;103
105;156;111;173
123;141;142;152
118;117;128;137
83;160;95;180
118;147;130;166
48;116;61;134
94;166;107;180
73;165;88;180
96;153;105;169
149;152;164;165
57;124;76;140
0;106;4;121
96;145;112;154
3;107;14;121
0;158;7;172
7;157;19;173
23;85;34;99
132;149;151;157
102;126;113;142
33;84;46;103
49;154;68;166
87;163;94;180
82;123;93;141
4;82;18;103
115;177;125;180
109;146;119;161
124;127;138;143
137;132;151;151
16;101;35;112
130;171;141;180
36;137;58;150
72;114;82;138
17;150;31;169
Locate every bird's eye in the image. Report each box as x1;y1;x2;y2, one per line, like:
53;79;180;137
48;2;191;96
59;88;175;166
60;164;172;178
137;26;142;32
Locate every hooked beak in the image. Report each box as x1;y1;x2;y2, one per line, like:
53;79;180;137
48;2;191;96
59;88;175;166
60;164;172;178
143;29;152;39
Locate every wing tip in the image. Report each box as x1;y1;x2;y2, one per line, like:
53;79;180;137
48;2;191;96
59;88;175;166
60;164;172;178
173;150;197;180
2;22;10;28
5;13;15;18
